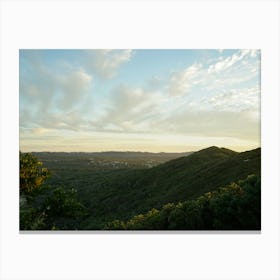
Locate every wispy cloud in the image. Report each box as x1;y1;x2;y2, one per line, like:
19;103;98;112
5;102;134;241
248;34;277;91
207;86;260;112
166;49;260;97
56;70;92;110
86;49;133;79
168;63;202;96
90;85;165;132
207;49;251;73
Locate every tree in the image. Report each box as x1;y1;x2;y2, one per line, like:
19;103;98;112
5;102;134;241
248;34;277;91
42;187;87;229
19;152;87;230
20;152;50;194
104;175;261;230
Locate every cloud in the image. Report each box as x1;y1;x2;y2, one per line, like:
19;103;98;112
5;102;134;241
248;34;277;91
152;107;260;141
207;49;258;74
20;49;260;139
20;53;93;131
20;49;261;152
86;49;132;79
166;49;260;97
91;85;165;132
168;63;202;96
86;82;260;142
207;86;260;112
56;69;92;110
32;127;50;135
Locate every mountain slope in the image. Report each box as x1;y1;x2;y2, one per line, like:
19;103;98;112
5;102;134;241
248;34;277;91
83;147;261;228
104;174;261;230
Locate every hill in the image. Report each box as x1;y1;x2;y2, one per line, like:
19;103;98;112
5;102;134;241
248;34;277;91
105;174;261;230
82;147;261;228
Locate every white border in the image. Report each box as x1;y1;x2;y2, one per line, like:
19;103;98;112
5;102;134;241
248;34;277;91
1;1;280;280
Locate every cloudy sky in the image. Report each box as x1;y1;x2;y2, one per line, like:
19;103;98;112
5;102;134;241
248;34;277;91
19;49;260;152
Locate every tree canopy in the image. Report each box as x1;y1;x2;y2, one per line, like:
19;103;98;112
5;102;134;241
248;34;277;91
20;152;87;230
20;152;50;194
104;175;261;230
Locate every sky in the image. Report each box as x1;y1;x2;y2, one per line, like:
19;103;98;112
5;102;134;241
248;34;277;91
19;49;261;153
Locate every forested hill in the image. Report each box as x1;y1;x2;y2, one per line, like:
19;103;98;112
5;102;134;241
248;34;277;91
84;146;261;228
20;146;261;230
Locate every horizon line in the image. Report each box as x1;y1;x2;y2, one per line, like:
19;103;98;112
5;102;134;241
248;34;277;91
19;146;261;154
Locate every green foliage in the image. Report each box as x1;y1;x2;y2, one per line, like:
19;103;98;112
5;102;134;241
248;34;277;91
20;152;87;230
82;147;261;227
176;200;203;229
103;219;126;230
104;175;261;230
42;186;87;229
20;148;261;230
20;196;46;230
20;185;87;230
20;152;50;194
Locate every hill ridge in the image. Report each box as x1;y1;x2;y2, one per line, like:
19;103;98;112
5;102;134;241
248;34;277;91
82;146;261;228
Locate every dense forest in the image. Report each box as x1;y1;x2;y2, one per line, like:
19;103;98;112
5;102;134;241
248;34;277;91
20;146;261;230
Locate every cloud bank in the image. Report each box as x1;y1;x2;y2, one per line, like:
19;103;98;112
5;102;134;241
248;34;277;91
19;49;261;152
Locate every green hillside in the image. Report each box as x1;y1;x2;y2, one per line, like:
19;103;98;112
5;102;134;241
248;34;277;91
83;147;261;228
105;174;261;230
20;146;261;230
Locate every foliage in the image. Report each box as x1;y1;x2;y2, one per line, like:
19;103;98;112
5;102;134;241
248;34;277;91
20;152;87;230
20;185;87;230
20;148;261;230
20;152;50;194
81;147;261;227
20;196;46;230
104;175;261;230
